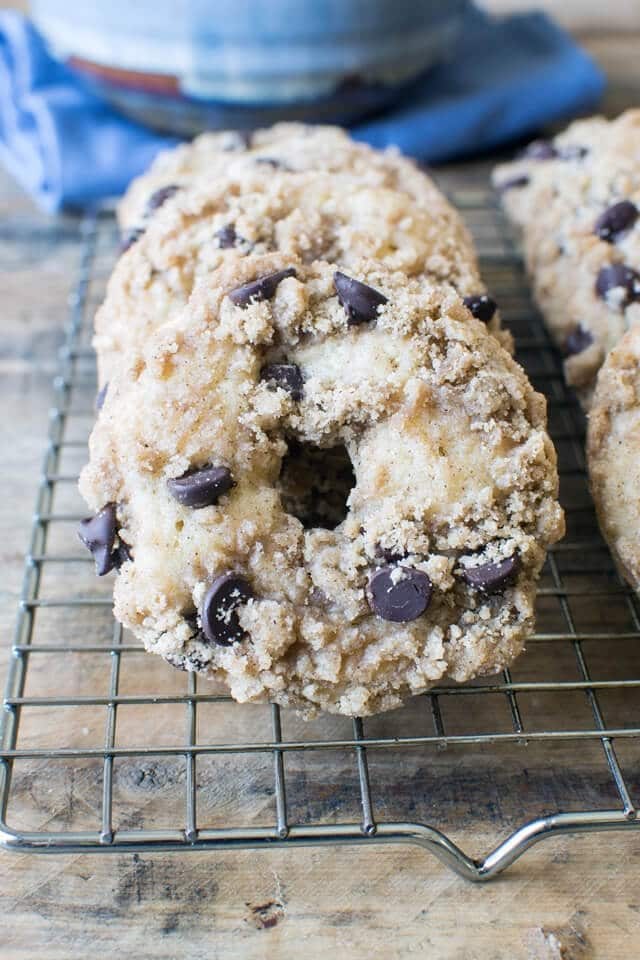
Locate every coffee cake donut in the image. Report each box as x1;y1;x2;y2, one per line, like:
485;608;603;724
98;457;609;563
96;167;509;387
492;115;609;227
588;324;640;592
118;122;469;234
493;110;640;408
79;253;563;717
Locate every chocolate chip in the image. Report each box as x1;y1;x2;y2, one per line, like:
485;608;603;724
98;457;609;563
366;565;432;623
460;555;519;593
200;573;254;645
520;139;557;160
145;184;180;215
595;263;640;306
119;227;145;253
594;201;638;243
255;156;292;171
563;324;593;356
78;503;117;576
167;465;234;509
374;544;406;563
229;267;297;308
95;382;108;411
334;272;388;326
215;223;239;248
497;175;530;192
463;294;497;323
558;144;588;161
260;363;304;400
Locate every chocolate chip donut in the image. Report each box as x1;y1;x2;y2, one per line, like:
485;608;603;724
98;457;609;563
96;166;510;387
588;323;640;592
79;254;563;717
493;110;640;407
118;123;471;233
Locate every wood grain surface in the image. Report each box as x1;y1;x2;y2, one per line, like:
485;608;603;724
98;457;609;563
1;35;640;960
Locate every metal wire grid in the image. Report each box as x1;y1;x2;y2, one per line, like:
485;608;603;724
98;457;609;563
1;177;640;883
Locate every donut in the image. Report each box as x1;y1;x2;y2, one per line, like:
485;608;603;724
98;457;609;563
493;110;640;408
118;122;476;232
79;254;564;716
492;115;609;227
95;167;510;388
588;323;640;591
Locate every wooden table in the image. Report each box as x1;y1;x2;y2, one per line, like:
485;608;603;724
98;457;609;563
1;36;640;960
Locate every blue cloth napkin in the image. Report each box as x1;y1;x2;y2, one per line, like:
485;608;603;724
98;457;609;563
0;8;604;213
0;12;178;212
353;8;605;159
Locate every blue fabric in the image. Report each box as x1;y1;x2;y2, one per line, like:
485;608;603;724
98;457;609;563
0;12;177;212
0;8;604;213
353;8;605;159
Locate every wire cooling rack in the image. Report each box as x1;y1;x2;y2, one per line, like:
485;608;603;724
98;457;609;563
1;173;640;883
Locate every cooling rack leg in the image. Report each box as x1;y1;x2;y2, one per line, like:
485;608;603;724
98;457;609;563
363;810;640;882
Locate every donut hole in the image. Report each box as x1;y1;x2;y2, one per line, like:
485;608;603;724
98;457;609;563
278;440;355;530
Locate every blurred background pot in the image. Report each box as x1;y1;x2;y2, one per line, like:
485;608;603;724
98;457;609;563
31;0;471;134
